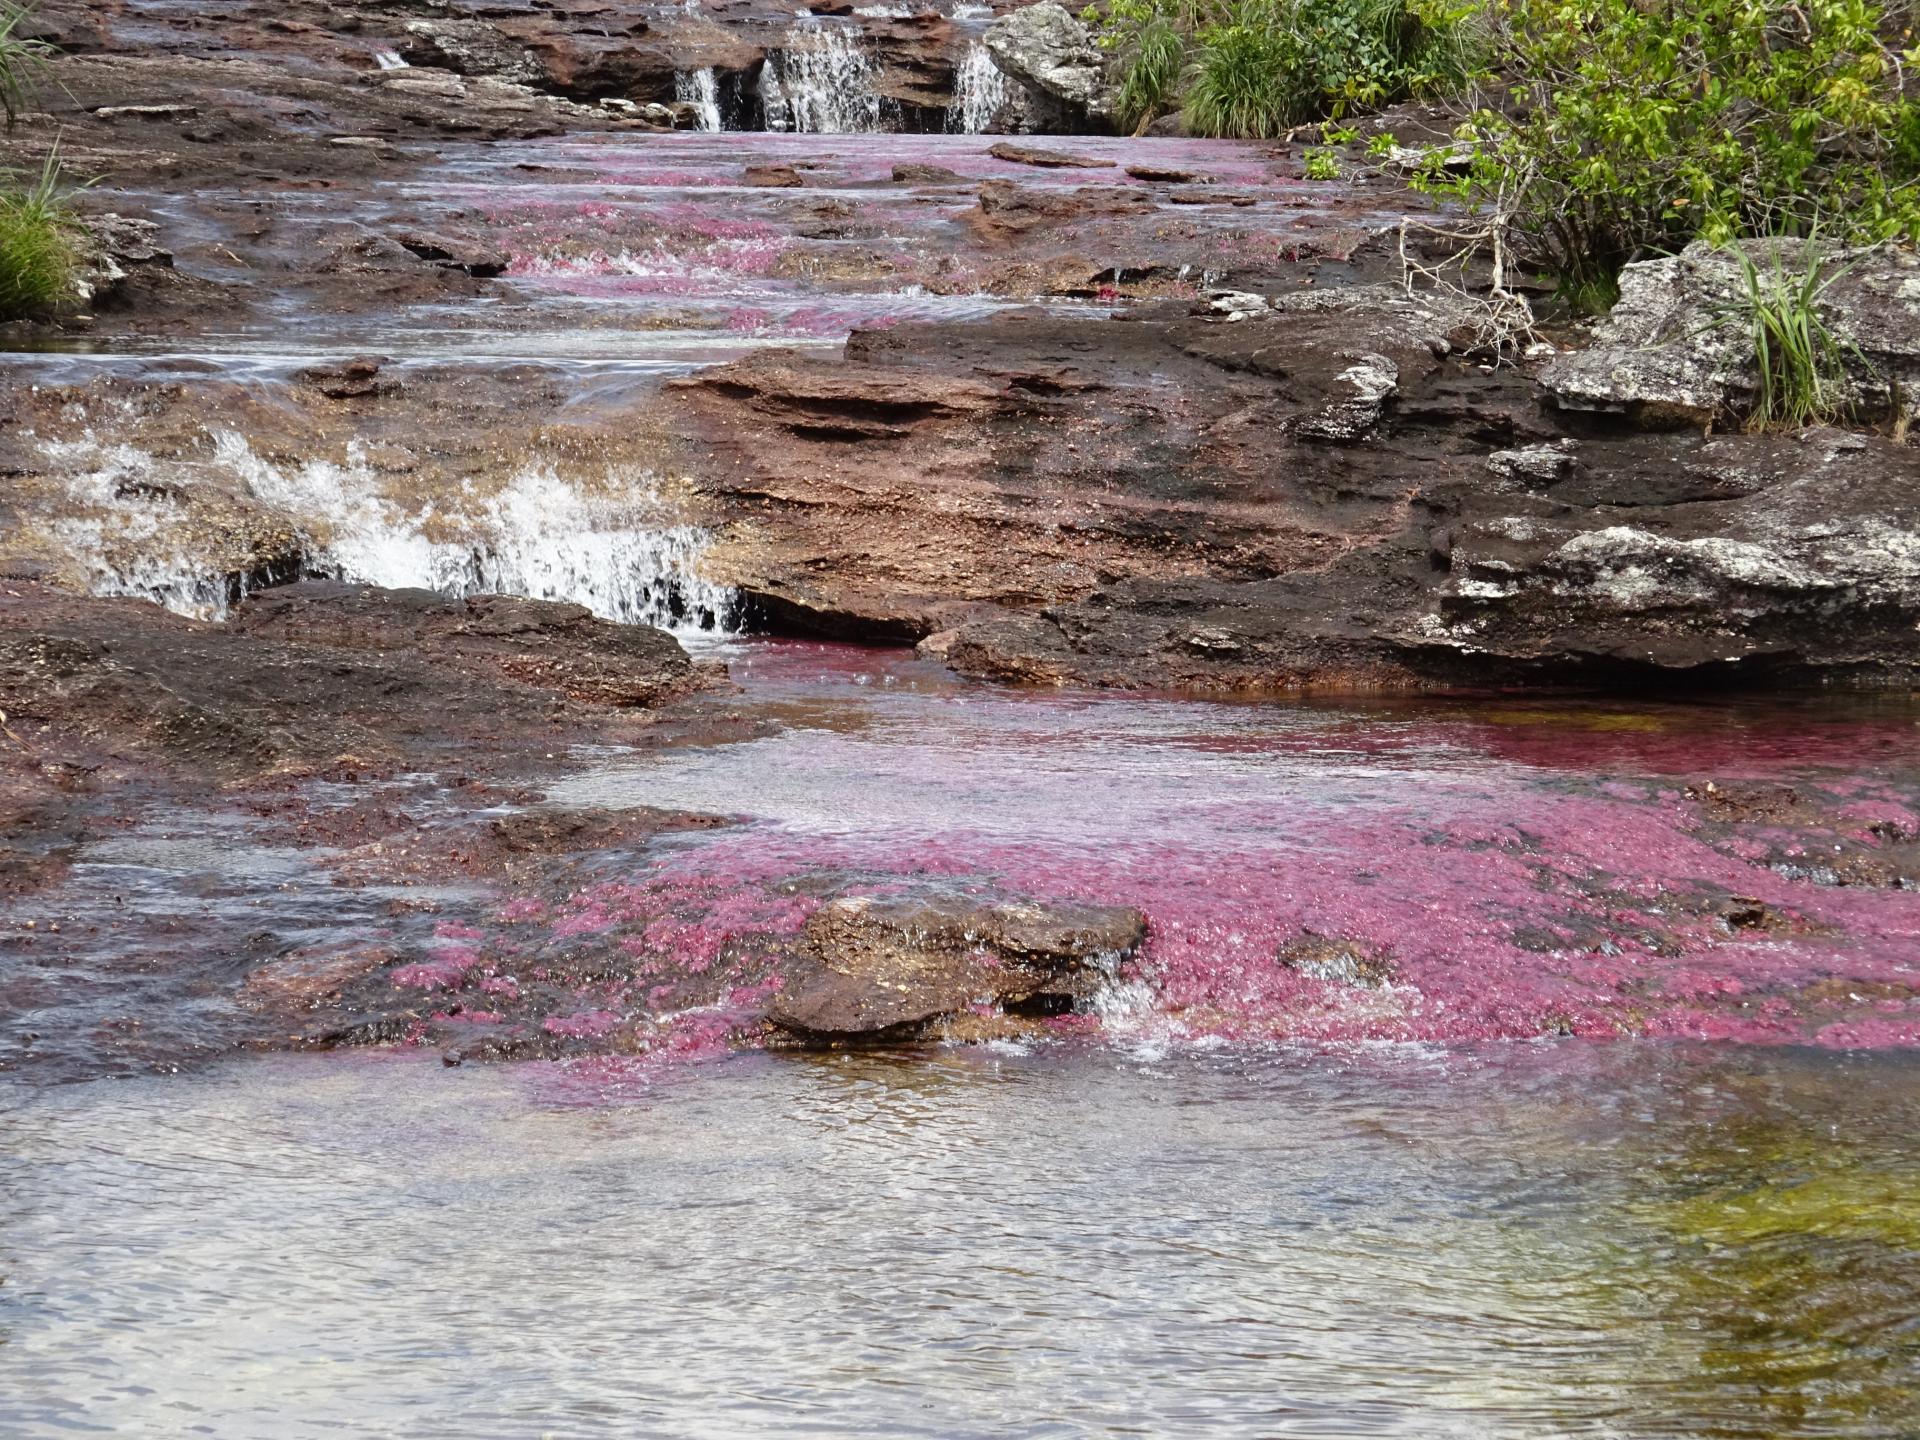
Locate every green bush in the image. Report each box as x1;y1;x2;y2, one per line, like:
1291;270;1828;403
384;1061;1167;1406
1423;0;1920;310
1088;0;1481;137
0;154;78;321
0;1;55;130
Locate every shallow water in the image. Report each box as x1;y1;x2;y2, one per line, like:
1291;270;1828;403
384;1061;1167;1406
2;1044;1916;1438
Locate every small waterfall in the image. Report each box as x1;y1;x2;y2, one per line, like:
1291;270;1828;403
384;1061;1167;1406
763;19;882;133
373;49;409;71
674;68;723;132
946;40;1007;133
40;431;739;635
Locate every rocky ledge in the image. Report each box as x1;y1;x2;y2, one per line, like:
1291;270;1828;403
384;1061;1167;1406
664;258;1920;691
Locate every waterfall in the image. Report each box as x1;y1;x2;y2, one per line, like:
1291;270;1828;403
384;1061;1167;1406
946;40;1007;133
40;431;739;635
674;68;723;132
373;49;409;70
762;19;882;133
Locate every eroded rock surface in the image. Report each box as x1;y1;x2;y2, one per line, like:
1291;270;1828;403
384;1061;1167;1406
984;3;1115;131
1539;240;1920;429
663;286;1920;690
768;890;1147;1041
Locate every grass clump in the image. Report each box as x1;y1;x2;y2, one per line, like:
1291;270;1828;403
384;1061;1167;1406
0;152;79;322
1087;0;1481;137
0;1;54;130
1731;241;1857;431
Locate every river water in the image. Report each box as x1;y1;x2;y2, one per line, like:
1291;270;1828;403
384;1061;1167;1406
7;125;1920;1433
2;1043;1917;1438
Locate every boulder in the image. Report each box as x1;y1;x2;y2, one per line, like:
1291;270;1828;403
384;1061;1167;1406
1539;240;1920;431
768;888;1147;1042
983;3;1114;130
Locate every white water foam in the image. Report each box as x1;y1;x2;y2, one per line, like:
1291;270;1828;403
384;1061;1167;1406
40;431;738;634
674;68;723;132
763;19;882;133
947;40;1008;133
374;49;409;71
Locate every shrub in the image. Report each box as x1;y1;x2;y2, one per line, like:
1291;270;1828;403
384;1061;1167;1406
1088;0;1481;137
1303;145;1340;179
0;1;55;130
0;152;78;321
1423;0;1920;310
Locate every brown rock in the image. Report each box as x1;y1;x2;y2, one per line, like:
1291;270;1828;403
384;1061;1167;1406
744;163;805;188
989;141;1114;169
768;889;1147;1042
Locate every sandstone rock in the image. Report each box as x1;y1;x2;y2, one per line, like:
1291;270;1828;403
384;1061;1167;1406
967;178;1151;241
1125;164;1213;184
983;3;1114;129
767;888;1147;1042
892;162;968;184
1539;240;1920;430
233;582;700;709
988;140;1113;169
0;581;707;781
395;229;510;277
743;162;805;188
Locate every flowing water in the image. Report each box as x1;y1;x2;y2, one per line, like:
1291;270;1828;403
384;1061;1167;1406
1;1044;1916;1437
7;121;1920;1434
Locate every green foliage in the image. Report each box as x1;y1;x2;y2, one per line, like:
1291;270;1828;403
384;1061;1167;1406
1113;11;1188;131
0;1;55;130
1086;0;1482;137
1420;0;1920;308
1184;5;1305;137
0;151;78;321
1303;146;1340;179
1730;240;1857;430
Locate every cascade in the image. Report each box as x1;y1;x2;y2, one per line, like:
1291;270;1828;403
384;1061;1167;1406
674;69;723;132
41;432;739;634
762;19;883;133
946;40;1008;133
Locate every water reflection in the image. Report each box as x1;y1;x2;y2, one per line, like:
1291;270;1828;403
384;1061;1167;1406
1;1044;1915;1437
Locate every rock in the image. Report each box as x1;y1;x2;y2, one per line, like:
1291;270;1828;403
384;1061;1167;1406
294;356;398;399
1539;240;1920;430
744;163;805;187
400;19;546;86
233;582;700;709
967;178;1151;241
394;229;510;277
0;580;708;782
91;103;198;120
662;287;1920;690
988;140;1113;169
892;162;968;184
1125;164;1213;183
1278;933;1394;987
767;888;1147;1042
983;3;1115;129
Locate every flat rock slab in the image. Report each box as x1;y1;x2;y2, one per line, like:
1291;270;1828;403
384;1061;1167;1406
988;141;1114;169
1125;164;1215;184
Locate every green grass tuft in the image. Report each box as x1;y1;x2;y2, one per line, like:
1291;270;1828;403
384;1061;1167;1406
0;151;79;321
1732;241;1855;431
0;1;55;130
